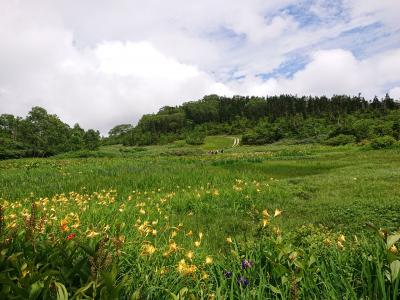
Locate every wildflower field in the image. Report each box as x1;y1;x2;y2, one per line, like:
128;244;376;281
0;138;399;299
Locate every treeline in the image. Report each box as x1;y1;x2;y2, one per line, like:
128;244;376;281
107;93;400;147
0;107;100;159
2;94;399;160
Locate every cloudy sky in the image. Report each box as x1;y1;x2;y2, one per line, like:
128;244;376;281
1;0;400;134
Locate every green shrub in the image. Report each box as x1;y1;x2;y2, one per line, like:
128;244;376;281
119;147;147;153
168;140;187;148
55;150;116;159
0;149;23;160
371;135;396;149
0;204;128;299
242;129;282;145
185;131;206;145
325;134;356;146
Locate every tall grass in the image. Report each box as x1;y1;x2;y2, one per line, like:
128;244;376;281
0;194;399;298
0;143;399;298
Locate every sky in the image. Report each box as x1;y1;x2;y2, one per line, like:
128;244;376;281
0;0;400;135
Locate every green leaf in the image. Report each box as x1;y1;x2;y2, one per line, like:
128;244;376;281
293;260;304;269
390;260;400;282
0;276;29;297
130;289;141;300
385;270;391;282
6;252;23;267
268;284;282;294
76;241;96;256
295;276;303;283
68;257;89;279
54;282;68;300
168;292;179;300
72;281;94;297
387;234;400;249
308;255;316;267
165;287;188;300
169;295;178;300
21;263;28;271
179;287;188;298
29;281;44;300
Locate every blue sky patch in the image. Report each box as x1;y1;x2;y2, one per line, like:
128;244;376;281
277;0;347;28
256;54;310;80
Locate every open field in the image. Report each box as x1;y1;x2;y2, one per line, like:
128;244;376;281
1;137;400;299
2;138;400;234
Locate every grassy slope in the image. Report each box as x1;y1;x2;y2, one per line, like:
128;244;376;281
1;138;400;298
1;139;399;250
200;136;237;150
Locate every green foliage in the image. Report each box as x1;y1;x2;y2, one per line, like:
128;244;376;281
2;94;400;153
371;135;397;149
102;124;132;145
83;129;101;150
1;143;399;235
242;120;283;145
108;124;132;137
2;94;400;297
0;107;101;159
325;134;357;146
0;200;399;299
108;94;400;147
200;136;235;150
55;150;116;159
0;205;126;299
185;129;206;145
1;143;400;297
118;146;147;153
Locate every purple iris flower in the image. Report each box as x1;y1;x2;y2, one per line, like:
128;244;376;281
224;271;232;278
241;259;254;269
237;276;249;287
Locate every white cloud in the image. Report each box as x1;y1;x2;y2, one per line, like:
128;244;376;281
279;49;374;96
0;0;399;135
95;41;199;80
344;0;400;27
389;87;400;99
237;48;400;99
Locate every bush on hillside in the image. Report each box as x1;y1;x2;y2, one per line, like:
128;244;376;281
325;134;356;146
370;135;396;149
185;130;206;145
242;127;283;145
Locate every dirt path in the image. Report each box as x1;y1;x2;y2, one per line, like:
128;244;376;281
232;137;240;147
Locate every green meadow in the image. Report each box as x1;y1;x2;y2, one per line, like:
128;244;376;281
2;137;399;233
0;137;400;299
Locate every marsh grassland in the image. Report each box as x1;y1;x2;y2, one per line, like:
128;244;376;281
0;137;399;299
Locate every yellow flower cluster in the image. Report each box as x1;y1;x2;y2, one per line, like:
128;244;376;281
141;243;157;256
337;234;346;250
177;259;197;276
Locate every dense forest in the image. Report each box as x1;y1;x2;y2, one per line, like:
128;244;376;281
107;93;400;148
0;107;100;159
1;94;400;159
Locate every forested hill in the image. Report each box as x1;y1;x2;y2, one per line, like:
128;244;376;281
2;94;400;160
107;94;400;147
0;107;101;159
